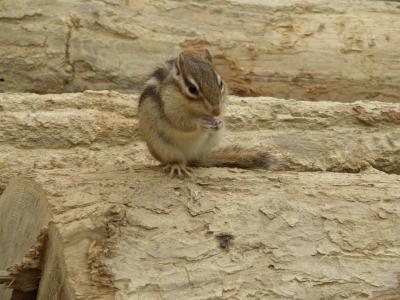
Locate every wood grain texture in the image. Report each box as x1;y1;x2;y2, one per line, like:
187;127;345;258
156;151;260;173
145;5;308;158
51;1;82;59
32;166;400;299
37;223;77;300
0;178;49;299
1;91;399;193
0;1;400;101
1;91;399;298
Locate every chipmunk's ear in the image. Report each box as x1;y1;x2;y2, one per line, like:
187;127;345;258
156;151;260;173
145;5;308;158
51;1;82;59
202;48;213;63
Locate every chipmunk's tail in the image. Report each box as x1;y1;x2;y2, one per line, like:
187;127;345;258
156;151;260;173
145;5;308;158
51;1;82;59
196;145;279;169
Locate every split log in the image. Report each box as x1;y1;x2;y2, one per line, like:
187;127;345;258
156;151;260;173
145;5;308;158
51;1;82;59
27;166;400;299
0;179;49;299
1;91;399;193
0;1;400;101
0;91;399;298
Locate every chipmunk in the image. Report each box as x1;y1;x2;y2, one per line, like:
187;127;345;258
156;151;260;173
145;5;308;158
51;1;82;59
138;48;276;177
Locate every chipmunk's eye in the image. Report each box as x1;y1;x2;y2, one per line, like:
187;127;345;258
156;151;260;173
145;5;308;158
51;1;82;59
217;74;224;92
219;80;225;94
187;82;198;96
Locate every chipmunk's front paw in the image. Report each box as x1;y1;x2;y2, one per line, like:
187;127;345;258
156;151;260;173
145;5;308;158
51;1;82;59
163;163;193;178
200;116;223;130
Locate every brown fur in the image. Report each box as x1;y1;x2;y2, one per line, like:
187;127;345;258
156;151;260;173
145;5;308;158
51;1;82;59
138;49;276;175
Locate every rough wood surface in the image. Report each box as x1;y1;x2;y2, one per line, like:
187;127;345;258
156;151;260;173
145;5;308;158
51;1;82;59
0;91;399;299
36;223;77;300
1;91;399;193
36;168;400;299
1;1;400;101
0;178;50;299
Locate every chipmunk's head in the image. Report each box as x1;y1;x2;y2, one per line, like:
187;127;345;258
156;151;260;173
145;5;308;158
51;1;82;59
170;48;227;117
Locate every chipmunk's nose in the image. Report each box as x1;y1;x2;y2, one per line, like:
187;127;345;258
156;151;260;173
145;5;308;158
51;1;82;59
211;106;221;116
